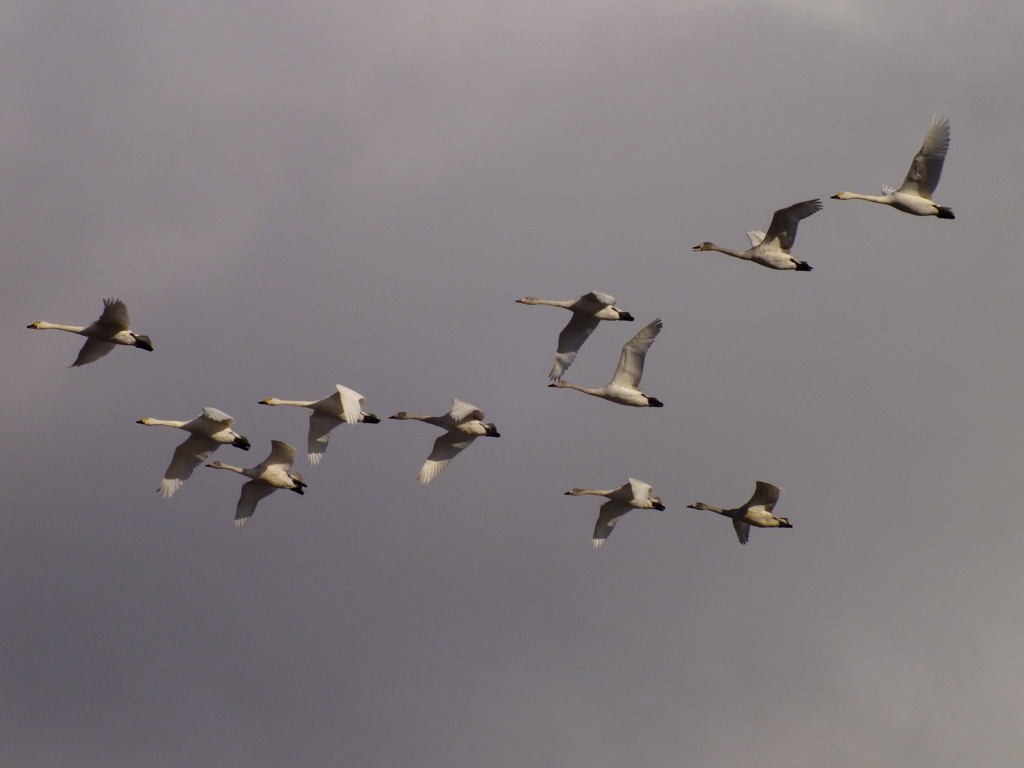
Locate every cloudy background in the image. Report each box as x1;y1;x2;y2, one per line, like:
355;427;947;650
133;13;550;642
3;1;1024;765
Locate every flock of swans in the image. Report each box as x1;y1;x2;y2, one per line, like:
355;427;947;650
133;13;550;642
27;115;953;542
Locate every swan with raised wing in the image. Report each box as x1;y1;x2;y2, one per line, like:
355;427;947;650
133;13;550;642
389;399;500;484
206;440;307;528
548;318;663;407
692;199;821;271
832;114;954;218
516;291;634;380
27;297;153;366
259;384;379;465
687;481;792;545
565;478;665;547
137;407;251;497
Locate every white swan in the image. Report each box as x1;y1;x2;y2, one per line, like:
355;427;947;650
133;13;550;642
548;318;663;407
564;478;665;547
206;440;307;528
516;291;635;380
27;297;153;366
692;199;822;271
832;114;954;218
137;407;251;497
259;384;380;465
687;481;791;545
388;399;500;484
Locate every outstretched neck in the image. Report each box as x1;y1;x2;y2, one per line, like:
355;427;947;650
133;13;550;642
548;380;601;396
260;398;315;408
516;297;573;309
688;502;729;516
136;417;187;428
565;488;616;498
833;191;890;204
206;461;245;475
27;321;87;333
706;244;753;261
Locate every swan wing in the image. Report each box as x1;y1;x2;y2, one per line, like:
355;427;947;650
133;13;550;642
745;481;782;513
234;480;277;528
263;440;298;471
762;199;822;253
898;114;949;199
199;407;235;428
449;399;485;424
97;297;131;330
593;499;630;547
627;478;656;507
746;230;767;248
418;431;477;484
70;337;116;367
575;291;616;310
610;318;662;388
336;384;368;424
551;313;601;380
733;518;751;545
159;436;219;498
306;412;340;465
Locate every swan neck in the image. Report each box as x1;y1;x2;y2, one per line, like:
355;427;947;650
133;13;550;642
139;418;186;428
31;322;86;333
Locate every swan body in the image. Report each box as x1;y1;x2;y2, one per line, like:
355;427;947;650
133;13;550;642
565;478;665;547
692;199;821;271
27;297;153;366
206;440;307;528
259;384;380;465
548;318;663;407
389;399;500;484
831;114;954;218
687;481;791;545
137;407;251;497
516;291;634;380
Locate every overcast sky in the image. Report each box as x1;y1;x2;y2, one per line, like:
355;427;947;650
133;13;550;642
3;1;1024;766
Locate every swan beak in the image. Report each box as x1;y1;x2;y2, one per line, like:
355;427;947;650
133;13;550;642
830;193;843;199
258;399;271;404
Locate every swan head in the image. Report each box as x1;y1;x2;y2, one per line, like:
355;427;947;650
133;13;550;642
777;517;793;528
258;398;276;405
564;489;586;496
205;460;227;469
548;381;569;389
515;297;538;305
232;435;251;450
132;333;154;351
831;192;848;200
692;242;714;252
27;321;41;329
389;411;410;420
687;502;710;511
136;418;149;425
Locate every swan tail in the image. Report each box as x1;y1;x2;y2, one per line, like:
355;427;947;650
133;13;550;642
936;207;955;219
794;261;812;272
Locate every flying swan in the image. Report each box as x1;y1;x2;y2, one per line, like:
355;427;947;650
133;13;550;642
27;297;153;366
259;384;380;465
516;291;634;380
687;481;792;545
206;440;307;528
565;478;665;547
831;114;954;218
692;199;822;271
548;318;663;407
137;407;251;497
389;399;500;484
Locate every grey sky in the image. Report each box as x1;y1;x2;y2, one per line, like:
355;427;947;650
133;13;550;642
3;1;1024;766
